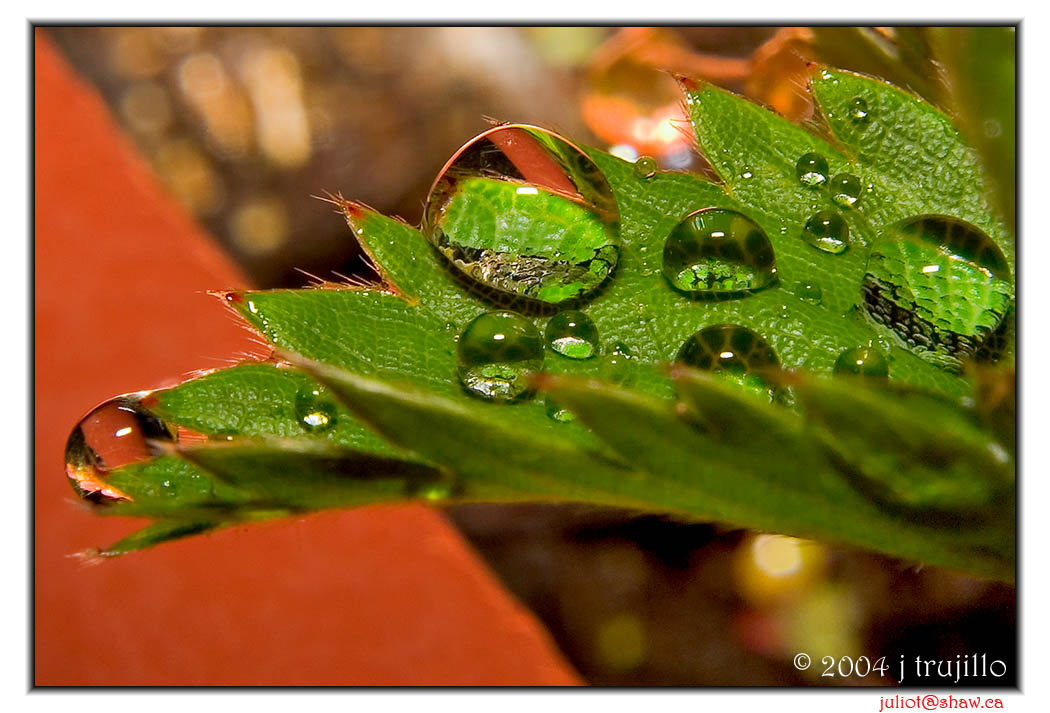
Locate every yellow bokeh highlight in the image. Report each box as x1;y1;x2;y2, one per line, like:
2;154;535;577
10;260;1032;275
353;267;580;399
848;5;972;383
595;613;647;672
734;534;828;604
229;197;290;255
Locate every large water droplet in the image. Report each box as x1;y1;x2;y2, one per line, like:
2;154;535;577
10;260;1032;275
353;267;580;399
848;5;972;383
830;173;863;208
661;208;777;296
862;215;1013;371
65;392;175;503
849;97;869;121
801;211;850;254
457;311;543;400
633;155;658;179
295;385;337;432
546;310;600;359
424;124;620;304
795;152;829;187
675;325;780;398
834;346;889;379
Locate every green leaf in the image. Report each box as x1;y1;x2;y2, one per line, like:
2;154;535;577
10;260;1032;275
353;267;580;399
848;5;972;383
176;439;446;508
790;375;1013;515
76;66;1014;579
291;354;647;506
97;455;247;518
88;520;221;559
541;368;1013;581
152;362;413;460
807;68;1014;267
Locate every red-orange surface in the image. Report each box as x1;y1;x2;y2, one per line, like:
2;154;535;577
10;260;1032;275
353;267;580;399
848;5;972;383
33;29;581;686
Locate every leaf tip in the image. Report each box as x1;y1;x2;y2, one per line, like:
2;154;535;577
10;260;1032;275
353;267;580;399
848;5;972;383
209;289;244;305
673;72;702;93
67;547;108;566
316;192;386;240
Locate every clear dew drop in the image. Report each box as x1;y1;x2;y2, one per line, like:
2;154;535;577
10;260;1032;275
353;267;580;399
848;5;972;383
546;397;576;423
294;385;337;432
796;281;823;305
545;310;600;359
661;208;777;297
633;155;658;179
833;346;889;379
423;124;620;304
830;173;863;208
849;97;869;121
601;341;637;386
456;311;543;401
675;324;780;399
795;152;829;188
801;210;850;255
862;215;1013;371
65;392;175;503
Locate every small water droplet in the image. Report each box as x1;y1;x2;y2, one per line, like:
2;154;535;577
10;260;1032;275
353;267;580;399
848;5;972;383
830;173;863;208
661;208;777;296
675;325;780;399
849;97;869;121
409;469;461;501
457;311;543;400
740;167;753;179
295;385;337;432
801;210;850;254
65;392;175;503
796;282;823;304
795;153;829;187
546;397;576;422
415;482;454;500
834;346;889;379
862;215;1013;370
601;341;637;385
424;124;620;304
546;310;600;359
633;155;658;179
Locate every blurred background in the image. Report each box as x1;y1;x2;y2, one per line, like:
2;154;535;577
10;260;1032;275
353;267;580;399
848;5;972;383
44;26;1015;685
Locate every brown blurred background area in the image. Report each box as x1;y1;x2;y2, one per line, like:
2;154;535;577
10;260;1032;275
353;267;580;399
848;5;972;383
44;26;1015;686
